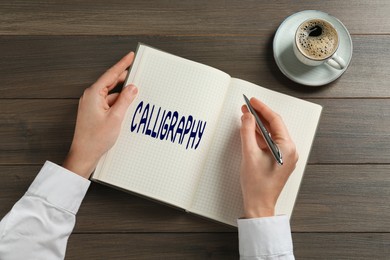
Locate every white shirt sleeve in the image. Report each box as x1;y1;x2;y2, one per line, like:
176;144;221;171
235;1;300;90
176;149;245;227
238;215;295;260
0;161;90;260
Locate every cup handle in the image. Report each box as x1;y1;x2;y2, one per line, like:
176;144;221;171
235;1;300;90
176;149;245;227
326;53;346;70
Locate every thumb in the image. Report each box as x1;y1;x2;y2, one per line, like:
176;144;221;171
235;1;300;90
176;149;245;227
110;84;138;119
240;112;259;155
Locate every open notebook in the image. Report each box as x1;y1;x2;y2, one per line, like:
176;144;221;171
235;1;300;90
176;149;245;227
92;43;322;227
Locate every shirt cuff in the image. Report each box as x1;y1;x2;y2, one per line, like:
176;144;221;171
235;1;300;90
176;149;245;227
26;161;91;215
238;215;293;258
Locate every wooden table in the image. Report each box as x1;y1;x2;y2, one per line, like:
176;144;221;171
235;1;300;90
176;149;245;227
1;1;389;259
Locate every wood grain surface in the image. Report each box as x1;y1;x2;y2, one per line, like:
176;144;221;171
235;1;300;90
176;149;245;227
1;0;389;259
1;1;389;35
0;36;389;98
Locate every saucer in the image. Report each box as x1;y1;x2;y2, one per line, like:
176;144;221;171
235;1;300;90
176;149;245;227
273;10;353;86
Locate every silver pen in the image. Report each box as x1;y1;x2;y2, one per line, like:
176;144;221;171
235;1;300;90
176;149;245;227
243;94;283;165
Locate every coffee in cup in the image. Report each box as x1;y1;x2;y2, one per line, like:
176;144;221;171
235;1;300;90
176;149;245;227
293;18;346;70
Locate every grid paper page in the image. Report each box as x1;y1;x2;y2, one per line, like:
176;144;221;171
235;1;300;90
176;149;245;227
190;78;322;226
94;46;231;209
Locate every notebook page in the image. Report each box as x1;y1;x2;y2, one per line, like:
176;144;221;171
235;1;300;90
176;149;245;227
190;78;322;226
93;45;231;209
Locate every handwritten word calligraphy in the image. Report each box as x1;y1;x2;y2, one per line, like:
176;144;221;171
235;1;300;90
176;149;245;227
130;101;207;150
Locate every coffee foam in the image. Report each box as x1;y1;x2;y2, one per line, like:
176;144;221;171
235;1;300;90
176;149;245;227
296;19;338;60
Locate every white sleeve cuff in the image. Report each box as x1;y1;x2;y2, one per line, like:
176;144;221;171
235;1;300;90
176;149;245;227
26;161;91;214
238;215;293;259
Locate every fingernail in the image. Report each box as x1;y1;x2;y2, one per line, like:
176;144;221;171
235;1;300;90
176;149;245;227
128;84;138;94
241;113;252;122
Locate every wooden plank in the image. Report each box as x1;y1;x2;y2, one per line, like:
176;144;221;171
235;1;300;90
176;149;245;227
309;99;390;164
293;233;390;260
1;165;389;232
1;99;389;164
65;233;389;259
0;1;389;35
292;165;390;232
0;100;77;164
0;35;389;99
66;233;239;260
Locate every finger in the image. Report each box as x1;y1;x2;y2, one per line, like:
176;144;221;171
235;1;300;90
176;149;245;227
106;93;120;107
107;70;128;91
241;103;269;127
109;84;138;119
250;98;291;141
241;105;268;149
94;52;134;90
240;112;260;156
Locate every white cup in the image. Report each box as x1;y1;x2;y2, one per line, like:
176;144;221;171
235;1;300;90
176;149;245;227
293;18;346;70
